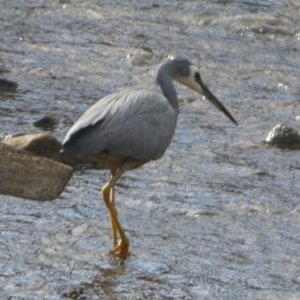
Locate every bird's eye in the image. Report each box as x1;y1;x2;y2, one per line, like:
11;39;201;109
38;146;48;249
194;72;200;81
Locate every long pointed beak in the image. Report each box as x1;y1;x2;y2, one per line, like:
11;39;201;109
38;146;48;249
198;78;238;125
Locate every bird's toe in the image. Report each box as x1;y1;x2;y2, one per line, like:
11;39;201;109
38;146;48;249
109;239;130;260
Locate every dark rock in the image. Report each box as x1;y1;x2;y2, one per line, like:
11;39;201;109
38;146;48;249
34;115;58;129
265;124;300;150
0;142;73;200
53;151;99;168
0;78;18;92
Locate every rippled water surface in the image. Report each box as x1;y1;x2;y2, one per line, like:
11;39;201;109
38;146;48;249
1;0;300;299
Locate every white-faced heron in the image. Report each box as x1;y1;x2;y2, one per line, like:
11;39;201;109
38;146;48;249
62;58;237;259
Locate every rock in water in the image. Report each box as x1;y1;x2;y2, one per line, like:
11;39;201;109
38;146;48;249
3;132;98;167
0;78;18;92
265;124;300;150
34;115;58;129
0;143;73;200
3;133;62;158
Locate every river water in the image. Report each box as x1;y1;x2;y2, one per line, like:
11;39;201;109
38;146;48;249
1;0;300;299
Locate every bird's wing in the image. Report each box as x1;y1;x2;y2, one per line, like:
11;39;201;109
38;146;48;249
63;88;177;160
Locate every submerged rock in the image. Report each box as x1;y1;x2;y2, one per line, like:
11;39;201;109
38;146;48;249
0;143;73;200
265;124;300;150
34;115;58;129
0;78;18;92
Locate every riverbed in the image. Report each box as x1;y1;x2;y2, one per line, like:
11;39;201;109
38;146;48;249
1;1;300;299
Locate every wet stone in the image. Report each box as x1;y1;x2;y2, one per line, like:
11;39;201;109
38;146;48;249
0;78;18;92
33;115;58;129
265;124;300;150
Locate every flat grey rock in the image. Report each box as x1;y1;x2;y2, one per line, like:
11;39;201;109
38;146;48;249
0;142;73;200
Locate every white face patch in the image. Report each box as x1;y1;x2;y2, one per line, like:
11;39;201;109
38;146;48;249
173;65;204;95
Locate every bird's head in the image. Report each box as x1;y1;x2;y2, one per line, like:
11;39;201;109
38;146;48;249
168;58;238;125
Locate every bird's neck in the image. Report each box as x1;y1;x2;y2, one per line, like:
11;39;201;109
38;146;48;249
156;70;179;112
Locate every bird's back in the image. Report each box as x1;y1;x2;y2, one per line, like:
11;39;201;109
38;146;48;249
63;88;178;161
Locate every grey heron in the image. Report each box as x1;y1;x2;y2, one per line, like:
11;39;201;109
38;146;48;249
62;58;237;259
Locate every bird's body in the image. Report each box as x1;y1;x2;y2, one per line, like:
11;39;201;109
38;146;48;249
62;58;237;259
63;88;177;161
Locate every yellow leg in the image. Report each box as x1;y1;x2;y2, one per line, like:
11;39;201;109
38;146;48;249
102;169;129;259
109;170;118;248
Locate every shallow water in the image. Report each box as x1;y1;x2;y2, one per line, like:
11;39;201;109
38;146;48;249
1;0;300;299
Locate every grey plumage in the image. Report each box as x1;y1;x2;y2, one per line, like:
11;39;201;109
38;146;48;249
63;88;177;160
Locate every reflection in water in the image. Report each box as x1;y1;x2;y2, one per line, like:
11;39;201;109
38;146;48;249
1;0;300;298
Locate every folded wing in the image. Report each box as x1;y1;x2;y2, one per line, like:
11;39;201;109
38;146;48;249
62;88;178;160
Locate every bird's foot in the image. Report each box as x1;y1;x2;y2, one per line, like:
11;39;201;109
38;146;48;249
109;239;130;260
